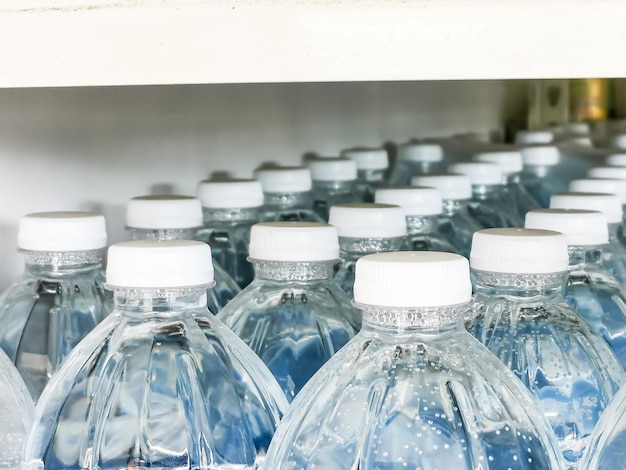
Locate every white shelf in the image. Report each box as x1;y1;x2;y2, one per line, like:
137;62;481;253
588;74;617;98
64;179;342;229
0;0;624;88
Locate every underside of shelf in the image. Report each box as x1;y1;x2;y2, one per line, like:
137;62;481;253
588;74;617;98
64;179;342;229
0;0;624;88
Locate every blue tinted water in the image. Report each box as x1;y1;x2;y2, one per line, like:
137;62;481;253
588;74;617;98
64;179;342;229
24;292;287;470
0;261;109;399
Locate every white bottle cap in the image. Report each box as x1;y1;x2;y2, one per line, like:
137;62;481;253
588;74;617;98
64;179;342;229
106;240;214;289
412;173;473;200
515;130;554;145
561;137;594;147
611;134;626;149
588;166;626;180
354;251;471;308
248;222;339;261
550;192;623;224
525;209;608;246
397;142;443;162
562;122;591;135
520;146;560;166
607;154;626;166
197;179;264;209
470;228;569;274
341;147;389;170
329;203;406;238
253;167;312;193
375;187;442;216
473;151;523;174
307;157;357;182
569;178;626;204
126;195;203;230
448;162;503;185
18;211;107;252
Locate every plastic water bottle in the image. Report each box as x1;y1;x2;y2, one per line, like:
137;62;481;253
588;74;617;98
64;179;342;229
23;240;288;470
526;208;626;369
375;186;457;253
264;251;567;470
197;179;263;288
579;383;626;469
448;162;523;227
387;141;445;186
519;145;568;207
515;130;555;145
126;195;240;313
566;181;626;281
254;166;323;222
412;173;483;258
340;147;389;202
0;348;34;470
307;157;358;221
467;228;626;466
473;150;540;220
217;222;360;402
0;212;109;399
329;203;406;295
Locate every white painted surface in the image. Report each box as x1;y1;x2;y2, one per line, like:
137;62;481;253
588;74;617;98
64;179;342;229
0;80;524;289
0;0;624;87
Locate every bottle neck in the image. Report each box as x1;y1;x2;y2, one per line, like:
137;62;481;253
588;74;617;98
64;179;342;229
339;236;404;259
22;249;104;274
441;198;471;217
128;227;198;241
505;172;522;185
471;184;504;200
609;223;622;244
263;191;313;209
406;215;439;235
112;287;208;318
202;207;259;226
568;245;605;270
356;168;386;183
252;260;335;281
473;269;568;298
523;164;553;179
311;180;355;196
357;302;470;333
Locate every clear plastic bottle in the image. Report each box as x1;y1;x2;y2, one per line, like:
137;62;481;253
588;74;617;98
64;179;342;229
217;222;360;402
23;240;288;470
448;162;523;227
467;228;626;466
579;383;626;469
307;157;358;222
526;208;626;369
196;179;263;288
387;141;445;186
519;145;568;207
0;348;34;470
375;186;457;253
560;184;626;282
329;203;406;295
340;147;389;202
473;150;541;220
412;173;483;258
264;251;567;470
254;166;323;222
126;194;240;313
0;211;110;399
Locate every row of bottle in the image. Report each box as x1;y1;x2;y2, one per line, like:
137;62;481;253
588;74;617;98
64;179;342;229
3;123;626;468
7;221;626;470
